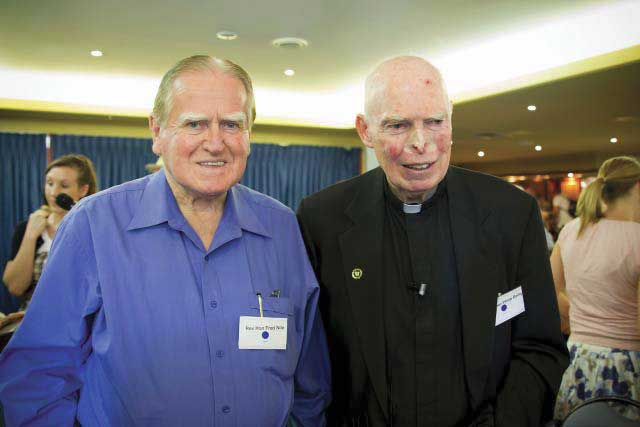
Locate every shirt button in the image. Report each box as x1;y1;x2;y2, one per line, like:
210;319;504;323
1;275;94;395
216;350;224;358
209;300;217;309
222;405;231;414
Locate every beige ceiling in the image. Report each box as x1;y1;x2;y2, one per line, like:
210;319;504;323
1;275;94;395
0;0;609;90
0;0;638;174
452;59;640;172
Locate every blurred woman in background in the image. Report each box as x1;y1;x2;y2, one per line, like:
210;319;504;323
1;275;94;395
552;156;640;421
2;154;97;310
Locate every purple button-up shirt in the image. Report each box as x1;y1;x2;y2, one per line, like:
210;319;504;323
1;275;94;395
0;170;331;426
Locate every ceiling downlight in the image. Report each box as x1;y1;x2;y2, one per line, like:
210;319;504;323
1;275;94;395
271;37;309;49
216;31;238;41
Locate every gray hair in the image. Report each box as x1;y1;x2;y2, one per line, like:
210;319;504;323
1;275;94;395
152;55;256;128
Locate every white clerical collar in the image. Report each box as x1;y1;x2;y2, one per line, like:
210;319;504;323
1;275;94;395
403;203;422;214
401;187;438;214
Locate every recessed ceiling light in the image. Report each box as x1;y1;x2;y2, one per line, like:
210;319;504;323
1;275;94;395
216;31;238;41
477;151;485;158
284;69;295;77
567;172;574;178
90;50;103;57
610;137;618;143
534;145;542;151
527;105;537;111
271;37;309;49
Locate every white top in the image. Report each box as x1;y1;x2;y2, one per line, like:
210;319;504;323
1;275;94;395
37;230;53;255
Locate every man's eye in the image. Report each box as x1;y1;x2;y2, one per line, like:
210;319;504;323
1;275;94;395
221;121;240;130
426;118;444;126
186;120;207;130
386;122;408;131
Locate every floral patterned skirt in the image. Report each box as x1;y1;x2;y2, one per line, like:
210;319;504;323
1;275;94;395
554;339;640;421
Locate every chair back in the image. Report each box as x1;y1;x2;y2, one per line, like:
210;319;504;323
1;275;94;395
562;396;640;427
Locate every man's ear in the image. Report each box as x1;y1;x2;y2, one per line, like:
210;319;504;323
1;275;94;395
356;114;374;149
149;115;163;156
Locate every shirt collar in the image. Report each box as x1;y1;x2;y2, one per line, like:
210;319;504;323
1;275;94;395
225;185;271;238
383;177;446;215
127;169;184;231
127;169;270;238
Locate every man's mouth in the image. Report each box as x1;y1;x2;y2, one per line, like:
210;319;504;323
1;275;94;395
403;162;434;170
198;161;226;167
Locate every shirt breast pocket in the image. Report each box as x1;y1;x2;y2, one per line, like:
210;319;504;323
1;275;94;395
248;293;293;317
244;293;299;377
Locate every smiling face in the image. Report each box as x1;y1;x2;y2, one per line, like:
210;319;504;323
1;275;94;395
150;69;250;203
357;57;453;203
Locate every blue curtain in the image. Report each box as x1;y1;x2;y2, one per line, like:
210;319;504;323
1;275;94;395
242;143;361;210
51;134;157;192
0;133;47;313
0;135;358;313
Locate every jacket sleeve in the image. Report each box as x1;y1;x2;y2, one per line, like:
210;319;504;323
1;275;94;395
492;198;569;426
296;199;320;275
290;210;332;426
0;211;101;426
291;286;332;426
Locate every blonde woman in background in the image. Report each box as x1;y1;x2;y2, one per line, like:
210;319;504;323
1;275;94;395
552;156;640;421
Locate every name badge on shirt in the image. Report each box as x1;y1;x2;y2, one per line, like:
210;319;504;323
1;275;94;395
495;286;525;326
238;316;287;350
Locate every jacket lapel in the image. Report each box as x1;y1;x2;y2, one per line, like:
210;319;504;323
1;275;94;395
446;167;500;410
338;168;389;421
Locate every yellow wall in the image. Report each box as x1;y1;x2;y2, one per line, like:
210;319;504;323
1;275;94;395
0;109;362;148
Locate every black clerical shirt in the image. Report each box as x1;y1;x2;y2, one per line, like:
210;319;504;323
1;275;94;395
382;178;469;426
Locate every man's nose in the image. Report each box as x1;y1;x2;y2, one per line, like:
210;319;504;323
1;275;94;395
407;127;428;153
202;124;224;151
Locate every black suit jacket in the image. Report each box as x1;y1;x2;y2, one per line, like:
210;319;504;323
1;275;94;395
297;166;569;426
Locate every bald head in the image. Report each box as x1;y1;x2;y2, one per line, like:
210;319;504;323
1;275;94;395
364;56;451;119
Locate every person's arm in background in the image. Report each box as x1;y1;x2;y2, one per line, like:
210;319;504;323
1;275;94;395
492;198;569;427
3;207;49;296
0;210;100;426
551;244;570;335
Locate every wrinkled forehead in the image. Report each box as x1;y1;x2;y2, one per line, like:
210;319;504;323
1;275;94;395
171;70;248;110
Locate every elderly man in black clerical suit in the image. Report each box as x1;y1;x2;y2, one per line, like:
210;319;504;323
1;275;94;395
297;56;568;426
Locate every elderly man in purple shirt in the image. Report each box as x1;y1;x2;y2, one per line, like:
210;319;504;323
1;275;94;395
0;55;331;426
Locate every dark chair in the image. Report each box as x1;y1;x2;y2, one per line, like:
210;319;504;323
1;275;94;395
561;396;640;426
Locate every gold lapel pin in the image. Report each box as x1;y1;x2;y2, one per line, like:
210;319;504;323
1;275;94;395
351;268;363;280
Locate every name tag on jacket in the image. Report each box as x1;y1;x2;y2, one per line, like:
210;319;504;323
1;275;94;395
495;286;525;326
